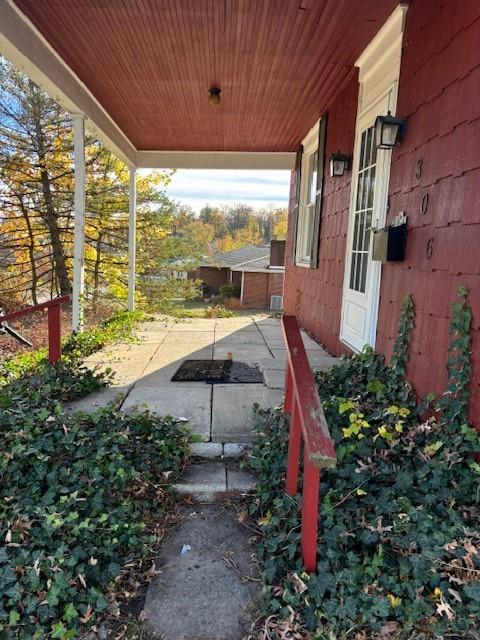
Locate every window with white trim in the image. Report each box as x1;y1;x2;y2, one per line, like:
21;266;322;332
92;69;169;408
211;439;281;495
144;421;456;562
295;121;319;265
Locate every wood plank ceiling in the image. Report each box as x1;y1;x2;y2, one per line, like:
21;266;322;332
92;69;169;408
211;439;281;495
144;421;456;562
14;0;398;152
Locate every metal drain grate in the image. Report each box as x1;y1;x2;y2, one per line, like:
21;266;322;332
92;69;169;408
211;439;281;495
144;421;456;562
171;359;263;384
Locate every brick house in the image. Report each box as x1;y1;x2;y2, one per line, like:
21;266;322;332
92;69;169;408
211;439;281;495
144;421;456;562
237;240;285;309
191;241;285;309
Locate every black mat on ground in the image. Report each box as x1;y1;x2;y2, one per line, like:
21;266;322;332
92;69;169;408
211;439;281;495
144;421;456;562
171;359;263;384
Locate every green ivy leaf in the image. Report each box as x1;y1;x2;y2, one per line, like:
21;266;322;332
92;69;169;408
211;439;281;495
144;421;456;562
63;603;77;624
51;622;68;638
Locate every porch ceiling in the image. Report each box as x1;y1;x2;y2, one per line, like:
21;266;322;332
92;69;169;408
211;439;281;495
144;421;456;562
11;0;397;155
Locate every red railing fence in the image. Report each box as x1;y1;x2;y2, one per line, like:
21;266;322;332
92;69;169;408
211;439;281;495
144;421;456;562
281;315;336;572
0;296;70;365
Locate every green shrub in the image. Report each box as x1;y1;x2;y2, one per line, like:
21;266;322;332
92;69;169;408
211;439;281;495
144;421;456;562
248;291;480;639
139;277;202;313
63;310;145;361
218;283;241;300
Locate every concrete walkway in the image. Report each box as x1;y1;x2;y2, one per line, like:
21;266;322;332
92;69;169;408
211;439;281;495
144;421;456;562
143;504;261;640
73;313;337;452
70;313;338;639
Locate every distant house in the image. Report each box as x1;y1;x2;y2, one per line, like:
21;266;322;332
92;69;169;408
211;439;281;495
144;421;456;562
190;240;285;309
165;257;191;280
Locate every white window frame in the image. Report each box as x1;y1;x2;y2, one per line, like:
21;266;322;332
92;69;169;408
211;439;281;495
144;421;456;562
295;120;319;267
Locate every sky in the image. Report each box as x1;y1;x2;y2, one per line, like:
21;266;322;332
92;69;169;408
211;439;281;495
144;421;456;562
163;169;291;213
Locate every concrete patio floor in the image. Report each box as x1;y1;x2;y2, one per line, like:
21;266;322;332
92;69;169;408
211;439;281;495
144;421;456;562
73;313;337;450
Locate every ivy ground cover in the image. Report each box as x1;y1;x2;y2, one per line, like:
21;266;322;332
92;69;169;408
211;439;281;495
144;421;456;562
249;293;480;639
0;312;191;639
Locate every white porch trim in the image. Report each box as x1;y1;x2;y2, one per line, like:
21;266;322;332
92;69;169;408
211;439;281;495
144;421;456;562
128;168;137;311
71;114;85;333
0;0;136;167
136;150;295;170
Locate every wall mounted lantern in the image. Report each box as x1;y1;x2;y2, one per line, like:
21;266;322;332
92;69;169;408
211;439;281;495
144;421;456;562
208;87;221;106
374;111;406;149
330;152;350;177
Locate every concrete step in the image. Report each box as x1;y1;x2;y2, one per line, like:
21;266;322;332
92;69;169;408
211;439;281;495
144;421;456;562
190;442;252;459
174;461;256;501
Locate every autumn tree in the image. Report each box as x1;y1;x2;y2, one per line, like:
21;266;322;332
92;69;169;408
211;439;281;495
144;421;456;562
199;204;229;238
0;58;73;302
0;57;180;313
272;208;288;240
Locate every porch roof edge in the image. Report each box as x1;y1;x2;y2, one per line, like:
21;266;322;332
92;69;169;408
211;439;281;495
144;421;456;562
136;150;296;170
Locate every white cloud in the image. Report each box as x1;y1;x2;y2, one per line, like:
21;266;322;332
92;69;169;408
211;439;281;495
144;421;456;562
164;169;291;212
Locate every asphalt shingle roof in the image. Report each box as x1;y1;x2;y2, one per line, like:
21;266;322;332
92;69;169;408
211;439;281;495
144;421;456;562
201;244;270;268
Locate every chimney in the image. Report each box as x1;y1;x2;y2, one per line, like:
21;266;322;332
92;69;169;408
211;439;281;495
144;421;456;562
270;240;285;267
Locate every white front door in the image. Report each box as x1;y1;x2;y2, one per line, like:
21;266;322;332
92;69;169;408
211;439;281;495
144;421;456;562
340;91;395;352
339;5;407;352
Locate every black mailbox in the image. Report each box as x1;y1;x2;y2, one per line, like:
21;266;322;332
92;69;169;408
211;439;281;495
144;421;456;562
372;223;407;262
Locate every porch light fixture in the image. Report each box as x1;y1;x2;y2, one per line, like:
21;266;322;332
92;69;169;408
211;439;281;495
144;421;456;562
208;87;221;106
374;111;406;149
330;152;350;177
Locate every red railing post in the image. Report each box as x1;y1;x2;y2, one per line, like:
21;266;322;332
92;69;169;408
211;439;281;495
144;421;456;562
47;302;61;364
301;450;321;572
281;315;336;573
0;296;69;365
285;398;301;495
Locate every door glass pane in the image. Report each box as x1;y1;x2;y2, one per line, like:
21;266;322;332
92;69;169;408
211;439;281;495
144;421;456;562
367;166;376;208
365;128;372;168
349;125;377;294
349;253;357;289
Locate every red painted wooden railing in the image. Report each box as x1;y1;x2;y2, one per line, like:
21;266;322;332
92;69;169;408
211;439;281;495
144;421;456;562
0;296;70;364
281;315;336;572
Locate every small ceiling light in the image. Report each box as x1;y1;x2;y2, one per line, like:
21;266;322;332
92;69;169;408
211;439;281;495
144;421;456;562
330;152;350;177
208;87;221;106
374;111;406;149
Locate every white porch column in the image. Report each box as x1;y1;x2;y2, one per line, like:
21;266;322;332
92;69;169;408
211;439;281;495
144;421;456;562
72;114;85;332
128;167;137;311
240;271;245;305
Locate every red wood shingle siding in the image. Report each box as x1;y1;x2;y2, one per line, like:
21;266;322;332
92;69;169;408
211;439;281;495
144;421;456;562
377;0;480;423
284;0;480;424
284;73;358;356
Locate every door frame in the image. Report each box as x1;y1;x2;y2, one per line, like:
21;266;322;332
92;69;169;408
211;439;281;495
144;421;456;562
340;91;395;351
339;4;407;352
